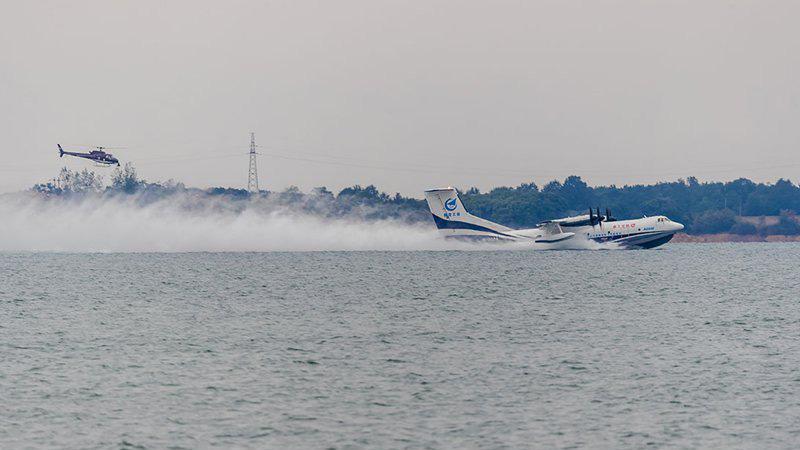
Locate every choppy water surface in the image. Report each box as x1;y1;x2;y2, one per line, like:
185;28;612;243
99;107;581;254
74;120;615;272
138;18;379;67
2;243;800;449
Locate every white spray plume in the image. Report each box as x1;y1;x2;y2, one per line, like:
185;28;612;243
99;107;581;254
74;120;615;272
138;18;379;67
0;192;466;252
0;192;622;253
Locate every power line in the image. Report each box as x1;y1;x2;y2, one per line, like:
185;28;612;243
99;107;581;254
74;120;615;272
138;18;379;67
17;141;800;182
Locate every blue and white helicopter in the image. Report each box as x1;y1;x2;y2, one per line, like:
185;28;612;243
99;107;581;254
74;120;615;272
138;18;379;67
58;144;121;166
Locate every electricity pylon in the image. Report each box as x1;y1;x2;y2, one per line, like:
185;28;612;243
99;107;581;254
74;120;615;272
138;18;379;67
247;132;259;193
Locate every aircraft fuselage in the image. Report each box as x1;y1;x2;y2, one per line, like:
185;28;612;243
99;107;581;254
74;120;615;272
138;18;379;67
424;188;684;249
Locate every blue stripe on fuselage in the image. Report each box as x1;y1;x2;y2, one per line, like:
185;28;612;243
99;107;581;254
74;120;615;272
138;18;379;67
589;230;671;244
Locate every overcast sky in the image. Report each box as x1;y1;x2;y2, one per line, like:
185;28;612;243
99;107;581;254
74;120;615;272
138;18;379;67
1;0;798;196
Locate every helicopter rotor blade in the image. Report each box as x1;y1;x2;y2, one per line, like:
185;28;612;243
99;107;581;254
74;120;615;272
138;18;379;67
64;144;128;150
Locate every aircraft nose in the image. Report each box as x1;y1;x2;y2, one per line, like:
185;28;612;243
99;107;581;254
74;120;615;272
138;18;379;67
674;222;684;231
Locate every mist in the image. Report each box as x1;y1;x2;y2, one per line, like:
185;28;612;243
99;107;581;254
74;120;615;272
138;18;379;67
0;191;624;252
0;193;452;252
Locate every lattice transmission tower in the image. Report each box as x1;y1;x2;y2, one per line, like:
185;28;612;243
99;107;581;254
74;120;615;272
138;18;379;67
247;132;259;193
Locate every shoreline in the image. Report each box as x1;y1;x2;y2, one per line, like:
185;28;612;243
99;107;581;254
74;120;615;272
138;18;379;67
673;233;800;243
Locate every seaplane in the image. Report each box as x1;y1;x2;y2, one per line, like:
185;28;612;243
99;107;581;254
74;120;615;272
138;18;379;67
424;187;684;249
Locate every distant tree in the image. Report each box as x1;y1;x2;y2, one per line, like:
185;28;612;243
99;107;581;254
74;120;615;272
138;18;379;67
773;180;800;213
765;210;800;235
561;175;592;207
311;186;334;199
57;167;103;194
32;181;61;195
726;178;756;215
542;180;562;193
160;179;185;191
278;185;304;204
207;187;249;199
729;221;757;235
337;185;389;203
641;197;682;220
690;209;737;234
111;163;143;194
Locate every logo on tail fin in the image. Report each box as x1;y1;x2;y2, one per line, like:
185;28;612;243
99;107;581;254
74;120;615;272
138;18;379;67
444;198;457;211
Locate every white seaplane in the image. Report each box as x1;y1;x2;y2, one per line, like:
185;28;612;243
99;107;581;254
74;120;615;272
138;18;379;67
425;187;684;249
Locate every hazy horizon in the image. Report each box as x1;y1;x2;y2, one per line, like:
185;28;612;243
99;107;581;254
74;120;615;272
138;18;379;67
2;0;799;196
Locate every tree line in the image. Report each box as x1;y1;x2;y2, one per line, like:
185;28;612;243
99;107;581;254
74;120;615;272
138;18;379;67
32;166;800;235
459;175;800;235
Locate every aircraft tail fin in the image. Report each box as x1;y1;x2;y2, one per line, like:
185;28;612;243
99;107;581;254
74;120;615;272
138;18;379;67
424;188;516;240
58;144;64;157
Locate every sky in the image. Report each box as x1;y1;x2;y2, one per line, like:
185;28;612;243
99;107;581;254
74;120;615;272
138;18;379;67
1;0;799;196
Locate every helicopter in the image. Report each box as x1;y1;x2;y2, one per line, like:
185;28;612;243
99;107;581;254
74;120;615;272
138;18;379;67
58;144;121;166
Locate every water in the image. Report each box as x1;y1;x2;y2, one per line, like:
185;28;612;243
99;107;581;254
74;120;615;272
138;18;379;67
2;243;800;449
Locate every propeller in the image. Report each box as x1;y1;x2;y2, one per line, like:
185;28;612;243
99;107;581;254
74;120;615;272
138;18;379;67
589;207;613;228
